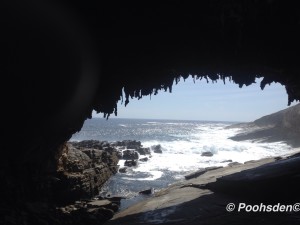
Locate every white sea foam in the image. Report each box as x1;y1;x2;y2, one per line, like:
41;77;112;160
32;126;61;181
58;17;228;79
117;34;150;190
74;119;295;183
127;124;293;180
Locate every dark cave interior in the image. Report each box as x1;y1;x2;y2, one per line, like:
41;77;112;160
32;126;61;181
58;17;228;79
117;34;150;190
1;0;300;224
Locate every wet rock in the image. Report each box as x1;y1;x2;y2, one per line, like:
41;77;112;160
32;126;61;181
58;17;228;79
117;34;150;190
115;140;142;150
139;157;148;162
139;188;153;195
228;162;242;167
201;151;214;157
122;149;139;160
151;144;162;153
116;151;123;159
103;146;117;154
137;147;151;155
221;160;233;163
205;166;223;171
185;168;207;180
287;152;300;159
124;160;138;167
244;160;258;164
119;167;127;173
185;166;223;180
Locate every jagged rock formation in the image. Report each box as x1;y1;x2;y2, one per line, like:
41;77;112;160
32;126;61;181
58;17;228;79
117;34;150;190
54;142;119;204
0;141;119;225
228;103;300;147
1;1;300;224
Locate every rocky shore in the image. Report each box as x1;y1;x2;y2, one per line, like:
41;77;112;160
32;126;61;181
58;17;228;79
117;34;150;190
107;149;300;225
2;138;299;225
103;106;300;224
0;140;156;225
54;141;119;204
227;103;300;147
52;140;160;224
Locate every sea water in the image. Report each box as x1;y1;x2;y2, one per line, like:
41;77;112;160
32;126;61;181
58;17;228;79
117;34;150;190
71;118;294;209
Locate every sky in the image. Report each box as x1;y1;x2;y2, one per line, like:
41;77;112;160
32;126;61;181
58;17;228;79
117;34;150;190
93;77;298;122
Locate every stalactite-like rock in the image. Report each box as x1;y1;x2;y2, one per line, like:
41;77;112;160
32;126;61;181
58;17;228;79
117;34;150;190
1;1;300;224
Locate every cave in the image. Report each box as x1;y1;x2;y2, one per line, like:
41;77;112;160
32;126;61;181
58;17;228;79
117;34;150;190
1;0;300;224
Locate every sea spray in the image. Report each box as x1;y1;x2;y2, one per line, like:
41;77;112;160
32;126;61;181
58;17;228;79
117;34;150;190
71;118;294;209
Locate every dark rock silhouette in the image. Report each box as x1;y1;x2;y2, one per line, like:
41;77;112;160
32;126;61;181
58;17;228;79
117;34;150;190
152;144;163;153
118;167;127;173
54;142;119;204
139;157;149;162
139;188;153;195
136;147;151;155
124;160;138;167
1;1;300;224
201;151;214;157
122;149;139;160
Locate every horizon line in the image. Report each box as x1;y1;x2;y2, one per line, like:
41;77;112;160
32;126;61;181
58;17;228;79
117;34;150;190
90;116;246;123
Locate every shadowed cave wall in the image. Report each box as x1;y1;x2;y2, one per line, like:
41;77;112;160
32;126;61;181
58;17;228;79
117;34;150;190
1;0;300;203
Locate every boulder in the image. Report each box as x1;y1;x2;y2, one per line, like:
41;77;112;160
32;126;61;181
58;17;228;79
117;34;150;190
152;144;163;153
115;140;142;150
124;160;138;167
119;167;127;173
139;157;148;162
122;149;139;160
201;151;213;157
137;147;151;155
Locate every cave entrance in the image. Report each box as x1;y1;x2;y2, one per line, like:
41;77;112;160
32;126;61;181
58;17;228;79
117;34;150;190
70;76;299;210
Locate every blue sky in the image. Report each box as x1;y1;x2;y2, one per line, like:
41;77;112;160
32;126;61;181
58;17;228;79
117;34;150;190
93;77;298;122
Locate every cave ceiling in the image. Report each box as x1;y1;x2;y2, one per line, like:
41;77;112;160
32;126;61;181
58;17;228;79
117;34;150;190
1;0;300;151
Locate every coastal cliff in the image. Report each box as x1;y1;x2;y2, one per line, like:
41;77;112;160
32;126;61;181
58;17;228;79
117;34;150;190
228;103;300;147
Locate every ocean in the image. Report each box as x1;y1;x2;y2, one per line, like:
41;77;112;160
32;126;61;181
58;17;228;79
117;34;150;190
70;118;294;209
